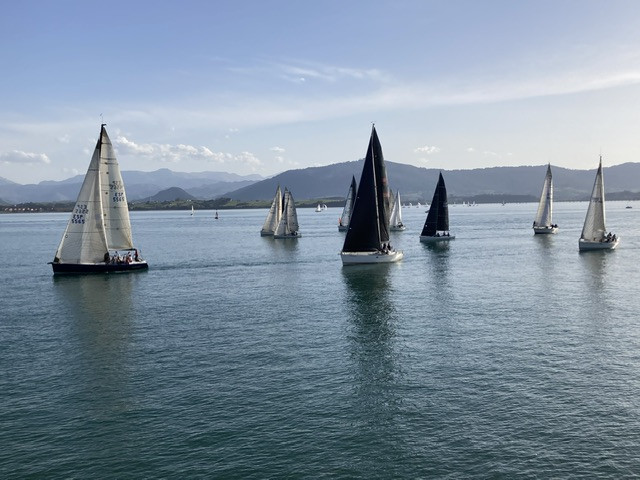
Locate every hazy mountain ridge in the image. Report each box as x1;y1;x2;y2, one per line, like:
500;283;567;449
224;161;640;202
3;162;640;204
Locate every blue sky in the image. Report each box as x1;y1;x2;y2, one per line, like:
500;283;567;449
2;0;640;184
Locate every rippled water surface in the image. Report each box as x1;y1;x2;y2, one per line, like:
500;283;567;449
2;202;640;478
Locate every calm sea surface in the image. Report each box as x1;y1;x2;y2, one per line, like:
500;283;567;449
2;202;640;478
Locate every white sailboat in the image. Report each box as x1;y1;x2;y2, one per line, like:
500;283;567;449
532;164;558;234
260;185;282;236
389;190;406;231
579;156;619;251
50;124;148;274
315;203;322;212
274;188;301;238
190;205;194;216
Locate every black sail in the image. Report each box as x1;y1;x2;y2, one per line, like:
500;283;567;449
421;172;450;236
343;126;391;252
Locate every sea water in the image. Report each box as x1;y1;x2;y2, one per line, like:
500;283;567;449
2;202;640;478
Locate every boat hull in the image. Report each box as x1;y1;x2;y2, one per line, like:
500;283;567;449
533;226;558;234
51;261;149;274
420;235;455;243
578;238;620;251
338;225;349;232
260;231;274;236
390;225;406;231
341;250;403;265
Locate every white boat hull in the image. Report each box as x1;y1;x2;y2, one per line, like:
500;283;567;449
579;238;619;251
420;235;455;243
533;226;558;235
341;250;403;265
390;225;406;231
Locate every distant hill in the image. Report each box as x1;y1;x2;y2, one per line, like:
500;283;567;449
0;169;263;203
224;161;640;202
147;187;195;202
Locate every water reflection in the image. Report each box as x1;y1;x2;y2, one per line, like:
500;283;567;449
578;251;610;320
341;266;403;455
53;274;136;413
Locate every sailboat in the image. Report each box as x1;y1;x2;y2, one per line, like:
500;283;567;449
420;172;455;242
214;210;219;220
532;164;558;234
389;190;406;231
338;176;357;232
274;188;301;238
49;124;148;274
315;203;323;212
260;185;282;236
579;156;619;251
190;205;194;216
341;125;403;265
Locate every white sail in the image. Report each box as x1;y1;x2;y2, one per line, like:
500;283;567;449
534;165;553;227
54;136;109;264
340;184;355;226
389;190;403;227
261;185;282;235
581;158;607;242
99;127;134;250
274;189;299;237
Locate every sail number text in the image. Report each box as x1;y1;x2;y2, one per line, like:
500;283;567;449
72;204;88;224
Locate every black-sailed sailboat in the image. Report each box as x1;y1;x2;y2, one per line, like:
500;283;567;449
49;124;148;274
340;125;403;265
420;172;455;242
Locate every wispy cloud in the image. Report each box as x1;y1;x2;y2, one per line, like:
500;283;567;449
114;136;263;169
0;150;50;164
270;146;285;153
414;145;441;154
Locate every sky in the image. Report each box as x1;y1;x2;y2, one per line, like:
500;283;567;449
2;0;640;184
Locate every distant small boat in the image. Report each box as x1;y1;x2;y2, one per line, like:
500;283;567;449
191;205;194;216
260;185;282;236
338;176;356;232
389;190;406;231
420;172;455;243
579;156;619;251
341;125;403;264
49;124;148;274
626;205;632;209
315;203;322;212
274;188;301;239
532;164;558;234
214;210;219;219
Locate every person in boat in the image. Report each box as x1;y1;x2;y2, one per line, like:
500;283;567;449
134;249;140;262
104;252;110;263
338;217;342;226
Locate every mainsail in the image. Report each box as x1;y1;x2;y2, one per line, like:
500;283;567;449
421;172;450;236
580;157;607;242
54;139;109;264
99;126;134;250
274;188;299;236
534;164;553;228
261;185;282;235
389;190;403;228
342;126;391;252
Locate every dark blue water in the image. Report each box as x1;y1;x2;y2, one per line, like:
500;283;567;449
2;203;640;478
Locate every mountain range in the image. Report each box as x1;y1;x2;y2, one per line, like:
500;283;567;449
2;161;640;205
